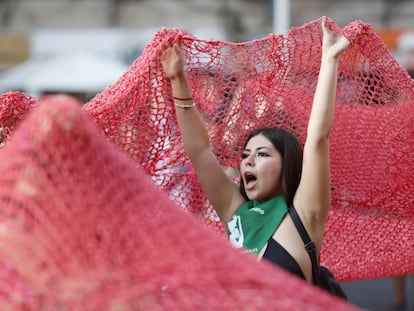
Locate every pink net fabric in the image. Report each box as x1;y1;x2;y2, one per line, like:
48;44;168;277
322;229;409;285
0;95;358;310
0;18;412;307
0;91;38;147
84;17;414;281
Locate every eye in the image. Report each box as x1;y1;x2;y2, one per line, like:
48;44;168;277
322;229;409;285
241;152;249;159
257;152;269;157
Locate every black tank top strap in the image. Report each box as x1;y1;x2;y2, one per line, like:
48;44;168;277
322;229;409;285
288;205;319;285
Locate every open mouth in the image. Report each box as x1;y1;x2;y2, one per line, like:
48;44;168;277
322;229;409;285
244;172;257;188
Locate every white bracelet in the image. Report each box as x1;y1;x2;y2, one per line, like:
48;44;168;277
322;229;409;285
174;101;195;111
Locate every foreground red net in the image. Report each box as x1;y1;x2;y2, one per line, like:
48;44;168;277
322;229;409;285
0;17;412;307
0;95;358;310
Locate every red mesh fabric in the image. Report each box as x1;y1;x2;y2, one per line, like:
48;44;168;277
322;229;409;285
0;16;413;291
0;95;359;310
0;91;38;147
84;17;414;282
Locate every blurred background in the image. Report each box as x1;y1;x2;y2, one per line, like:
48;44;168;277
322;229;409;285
0;1;413;310
1;0;414;102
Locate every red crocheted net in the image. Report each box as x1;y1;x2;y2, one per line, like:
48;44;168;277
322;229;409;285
0;17;412;309
86;17;414;280
0;92;38;147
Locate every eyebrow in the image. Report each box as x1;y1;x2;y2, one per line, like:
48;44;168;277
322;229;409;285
243;146;271;152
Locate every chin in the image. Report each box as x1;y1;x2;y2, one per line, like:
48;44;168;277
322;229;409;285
250;193;278;203
248;194;265;202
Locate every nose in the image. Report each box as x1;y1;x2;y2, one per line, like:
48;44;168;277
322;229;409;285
245;153;255;166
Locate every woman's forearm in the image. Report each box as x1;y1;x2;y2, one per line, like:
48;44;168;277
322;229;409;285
170;74;211;160
307;56;339;141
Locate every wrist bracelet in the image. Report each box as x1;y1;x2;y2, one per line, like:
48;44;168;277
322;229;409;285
173;96;193;101
175;102;195;111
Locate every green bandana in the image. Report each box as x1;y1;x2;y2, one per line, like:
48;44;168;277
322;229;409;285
227;194;288;254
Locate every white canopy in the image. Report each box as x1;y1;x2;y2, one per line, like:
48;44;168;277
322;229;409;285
0;52;129;98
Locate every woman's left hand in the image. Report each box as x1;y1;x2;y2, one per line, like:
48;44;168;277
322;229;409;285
321;16;350;59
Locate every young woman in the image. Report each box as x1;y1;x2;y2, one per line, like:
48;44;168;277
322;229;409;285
160;17;350;284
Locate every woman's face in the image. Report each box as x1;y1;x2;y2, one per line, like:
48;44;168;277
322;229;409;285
240;134;282;202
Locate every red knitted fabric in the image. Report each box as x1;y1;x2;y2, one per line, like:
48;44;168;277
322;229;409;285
0;95;359;310
84;17;414;282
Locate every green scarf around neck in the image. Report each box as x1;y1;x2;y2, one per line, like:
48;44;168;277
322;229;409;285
227;194;288;254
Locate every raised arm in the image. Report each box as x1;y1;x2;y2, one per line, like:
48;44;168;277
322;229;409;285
294;17;350;226
160;37;243;223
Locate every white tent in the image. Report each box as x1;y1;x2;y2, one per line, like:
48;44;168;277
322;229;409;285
0;52;129;98
394;32;414;73
0;26;228;99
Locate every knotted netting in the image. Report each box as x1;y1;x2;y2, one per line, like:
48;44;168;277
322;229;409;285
0;92;38;147
0;95;358;310
0;17;413;307
84;17;414;281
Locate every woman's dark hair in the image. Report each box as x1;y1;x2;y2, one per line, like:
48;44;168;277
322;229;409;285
239;127;303;207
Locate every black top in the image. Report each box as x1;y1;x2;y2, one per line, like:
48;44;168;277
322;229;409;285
262;237;306;281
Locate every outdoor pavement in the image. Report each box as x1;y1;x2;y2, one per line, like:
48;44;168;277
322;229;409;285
342;277;413;311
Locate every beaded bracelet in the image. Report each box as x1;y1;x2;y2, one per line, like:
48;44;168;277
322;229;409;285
174;101;195;111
